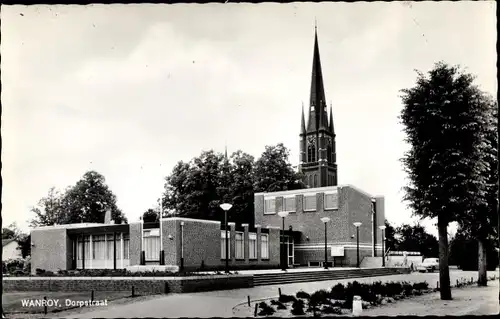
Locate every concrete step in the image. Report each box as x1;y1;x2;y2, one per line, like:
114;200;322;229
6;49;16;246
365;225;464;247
252;268;408;286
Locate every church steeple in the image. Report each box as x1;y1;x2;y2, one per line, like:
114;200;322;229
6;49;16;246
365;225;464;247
310;28;326;114
299;24;338;188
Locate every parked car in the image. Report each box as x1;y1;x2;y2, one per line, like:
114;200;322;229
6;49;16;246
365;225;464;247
417;258;439;273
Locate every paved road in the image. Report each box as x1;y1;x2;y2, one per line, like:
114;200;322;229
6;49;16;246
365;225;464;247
56;270;498;318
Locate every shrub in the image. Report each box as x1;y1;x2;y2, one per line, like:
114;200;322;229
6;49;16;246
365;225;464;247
279;294;297;303
402;282;414;296
296;290;311;299
384;281;403;296
322;306;342;315
412;282;429;291
291;299;305;316
4;258;26;275
258;301;275;316
330;283;345;300
310;289;330;306
277;302;287;310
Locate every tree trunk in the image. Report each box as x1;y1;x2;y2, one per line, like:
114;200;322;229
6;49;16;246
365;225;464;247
437;219;452;300
477;237;488;286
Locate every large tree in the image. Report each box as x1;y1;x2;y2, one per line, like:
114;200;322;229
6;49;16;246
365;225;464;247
61;171;127;224
457;96;498;285
399;62;487;300
253;143;306;193
30;171;127;226
29;187;66;227
162;144;305;225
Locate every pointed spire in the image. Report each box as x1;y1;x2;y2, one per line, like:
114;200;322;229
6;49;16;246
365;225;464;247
301;102;306;134
310;24;326;116
224;143;228;160
329;103;335;134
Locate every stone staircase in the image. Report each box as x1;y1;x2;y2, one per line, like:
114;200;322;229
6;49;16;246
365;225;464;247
252;267;410;286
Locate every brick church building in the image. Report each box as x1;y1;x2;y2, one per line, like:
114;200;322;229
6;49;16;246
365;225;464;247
30;28;384;274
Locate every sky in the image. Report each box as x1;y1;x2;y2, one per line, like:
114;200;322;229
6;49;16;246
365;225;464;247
1;2;497;237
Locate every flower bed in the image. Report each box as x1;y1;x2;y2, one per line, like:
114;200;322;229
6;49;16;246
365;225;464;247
5;268;243;278
252;275;499;317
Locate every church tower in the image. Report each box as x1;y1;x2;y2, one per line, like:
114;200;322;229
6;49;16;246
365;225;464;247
299;26;338;188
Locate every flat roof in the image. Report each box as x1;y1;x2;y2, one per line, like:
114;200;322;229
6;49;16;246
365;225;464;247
254;184;377;199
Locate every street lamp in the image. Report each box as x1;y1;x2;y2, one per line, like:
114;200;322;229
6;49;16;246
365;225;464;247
220;203;233;274
320;217;331;269
278;211;290;271
379;225;386;267
353;222;362;268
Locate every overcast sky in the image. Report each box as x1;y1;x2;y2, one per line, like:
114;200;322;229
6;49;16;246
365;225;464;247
1;2;497;236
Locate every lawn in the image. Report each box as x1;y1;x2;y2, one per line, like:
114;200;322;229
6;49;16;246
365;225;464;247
2;290;151;314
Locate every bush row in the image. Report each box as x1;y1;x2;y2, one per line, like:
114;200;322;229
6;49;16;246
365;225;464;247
257;280;432;317
8;268;242;277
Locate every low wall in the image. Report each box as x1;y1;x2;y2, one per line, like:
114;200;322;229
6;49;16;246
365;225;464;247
2;275;254;294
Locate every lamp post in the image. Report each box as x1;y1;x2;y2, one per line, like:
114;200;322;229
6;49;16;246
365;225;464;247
320;217;331;269
379;225;386;267
278;211;289;271
353;222;362;268
220;203;233;274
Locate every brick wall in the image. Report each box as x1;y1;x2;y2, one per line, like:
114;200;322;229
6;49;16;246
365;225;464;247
129;223;142;266
2;276;254;294
31;228;71;274
346;186;374;246
161;220;178;265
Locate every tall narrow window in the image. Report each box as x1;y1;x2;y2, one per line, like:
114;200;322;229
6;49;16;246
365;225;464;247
249;233;257;259
327;145;332;163
308;175;313;187
283;196;296;212
314;175;318;187
324;191;339;210
264;198;276;214
143;229;160;261
221;231;231;259
235;232;244;259
261;234;269;259
92;234;105;260
308;143;316;162
303;195;317;211
123;233;130;260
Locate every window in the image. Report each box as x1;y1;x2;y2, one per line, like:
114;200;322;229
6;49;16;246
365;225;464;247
92;234;105;260
324;192;339;210
327;145;332;163
314;175;318;187
123;233;130;259
77;235;90;260
308;175;313;187
143;229;160;261
308;144;316;162
303;195;317;211
264;198;276;215
261;234;269;259
235;232;244;259
276;197;284;212
283;196;296;212
106;234;117;260
249;233;257;259
221;231;231;259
